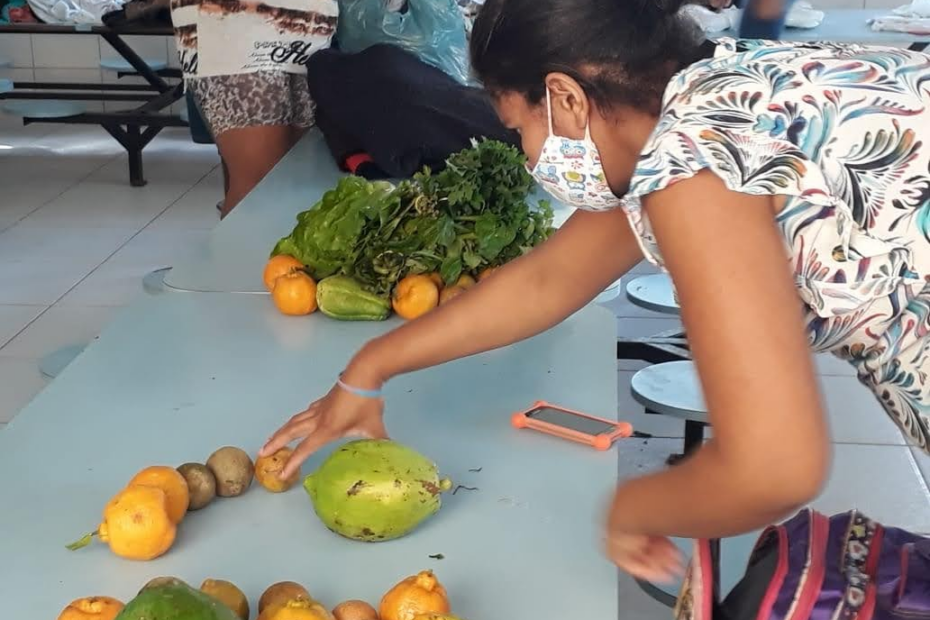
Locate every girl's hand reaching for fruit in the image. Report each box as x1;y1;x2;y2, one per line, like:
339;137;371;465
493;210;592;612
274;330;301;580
605;528;684;583
260;378;388;480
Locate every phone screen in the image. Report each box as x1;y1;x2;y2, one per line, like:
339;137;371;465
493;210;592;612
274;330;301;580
526;407;616;436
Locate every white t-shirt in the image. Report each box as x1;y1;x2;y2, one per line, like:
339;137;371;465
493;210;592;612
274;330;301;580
170;0;338;79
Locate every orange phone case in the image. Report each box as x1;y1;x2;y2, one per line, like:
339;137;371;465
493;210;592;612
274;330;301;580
511;400;633;451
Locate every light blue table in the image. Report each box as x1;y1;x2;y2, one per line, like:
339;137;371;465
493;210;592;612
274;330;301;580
720;9;930;49
0;295;623;619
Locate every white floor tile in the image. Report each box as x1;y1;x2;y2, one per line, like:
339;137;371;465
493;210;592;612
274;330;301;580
18;181;190;229
0;357;49;423
913;448;930;489
148;168;223;230
821;375;908;445
0;305;45;348
617;439;930;532
59;229;212;306
0;226;135;263
0;259;102;305
0;305;120;359
821;444;930;531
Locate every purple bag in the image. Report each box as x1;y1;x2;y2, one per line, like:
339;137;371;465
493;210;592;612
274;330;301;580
675;509;930;620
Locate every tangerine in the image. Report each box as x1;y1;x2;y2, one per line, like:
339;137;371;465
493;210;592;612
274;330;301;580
264;255;305;291
272;271;318;316
128;465;190;523
57;596;124;620
379;571;450;620
392;275;439;320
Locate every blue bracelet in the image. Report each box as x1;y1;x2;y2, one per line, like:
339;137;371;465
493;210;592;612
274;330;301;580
337;373;384;399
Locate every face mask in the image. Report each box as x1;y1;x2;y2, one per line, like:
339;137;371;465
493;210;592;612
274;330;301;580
529;89;625;211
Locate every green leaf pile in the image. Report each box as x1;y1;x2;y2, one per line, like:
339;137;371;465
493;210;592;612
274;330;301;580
272;139;554;295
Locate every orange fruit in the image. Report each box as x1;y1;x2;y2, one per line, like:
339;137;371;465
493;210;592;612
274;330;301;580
438;286;466;305
201;579;250;620
255;447;300;493
333;600;378;620
57;596;124;620
272;271;318;316
260;599;333;620
426;273;444;290
259;582;312;615
264;255;305;291
477;267;498;282
99;485;176;560
453;275;476;289
379;570;450;620
392;275;439;320
128;465;190;523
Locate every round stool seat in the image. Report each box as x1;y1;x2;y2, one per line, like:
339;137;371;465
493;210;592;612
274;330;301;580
100;58;168;72
631;360;707;423
39;344;87;379
626;273;679;315
142;267;171;295
2;100;86;118
0;78;12;94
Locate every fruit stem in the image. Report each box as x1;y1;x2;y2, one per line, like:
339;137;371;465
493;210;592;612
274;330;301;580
66;530;97;551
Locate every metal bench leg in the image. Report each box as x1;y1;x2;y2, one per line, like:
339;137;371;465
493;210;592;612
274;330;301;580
683;420;705;455
127;125;145;187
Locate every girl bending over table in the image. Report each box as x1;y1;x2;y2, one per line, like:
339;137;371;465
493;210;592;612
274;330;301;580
263;0;930;582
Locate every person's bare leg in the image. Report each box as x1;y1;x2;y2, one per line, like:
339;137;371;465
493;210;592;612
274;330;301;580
215;124;293;218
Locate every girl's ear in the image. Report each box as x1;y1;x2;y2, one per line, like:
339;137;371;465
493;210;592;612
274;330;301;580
545;72;589;138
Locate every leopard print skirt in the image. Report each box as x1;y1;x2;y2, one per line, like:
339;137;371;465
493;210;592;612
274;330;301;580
186;72;315;137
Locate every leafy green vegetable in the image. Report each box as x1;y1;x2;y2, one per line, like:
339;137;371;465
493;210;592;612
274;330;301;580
273;140;554;295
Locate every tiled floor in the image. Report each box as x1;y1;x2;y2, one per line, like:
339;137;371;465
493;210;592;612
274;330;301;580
0;117;928;618
0;118;220;425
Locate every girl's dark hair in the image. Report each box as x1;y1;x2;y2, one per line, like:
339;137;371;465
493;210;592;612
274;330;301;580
470;0;704;113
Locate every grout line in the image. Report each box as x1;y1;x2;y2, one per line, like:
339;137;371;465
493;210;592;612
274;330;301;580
2;131;120;229
31;158;219;309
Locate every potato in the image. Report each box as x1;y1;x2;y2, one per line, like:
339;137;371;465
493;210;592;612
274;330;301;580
259;582;311;614
177;462;217;510
206;447;254;497
333;600;378;620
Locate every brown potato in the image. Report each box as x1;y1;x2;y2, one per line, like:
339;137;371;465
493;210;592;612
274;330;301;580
259;582;311;614
177;462;217;510
206;447;254;497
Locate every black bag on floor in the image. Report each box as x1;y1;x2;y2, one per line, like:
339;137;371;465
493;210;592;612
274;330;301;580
305;43;518;179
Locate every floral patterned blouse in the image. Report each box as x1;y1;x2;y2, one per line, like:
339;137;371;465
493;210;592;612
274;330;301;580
621;39;930;449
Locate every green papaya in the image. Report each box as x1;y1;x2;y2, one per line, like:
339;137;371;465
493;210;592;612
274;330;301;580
316;275;391;321
304;439;452;542
116;583;240;620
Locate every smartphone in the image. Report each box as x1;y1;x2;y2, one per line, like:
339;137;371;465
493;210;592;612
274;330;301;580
511;401;633;450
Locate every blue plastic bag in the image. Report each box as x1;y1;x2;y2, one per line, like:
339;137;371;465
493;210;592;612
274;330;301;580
336;0;470;84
